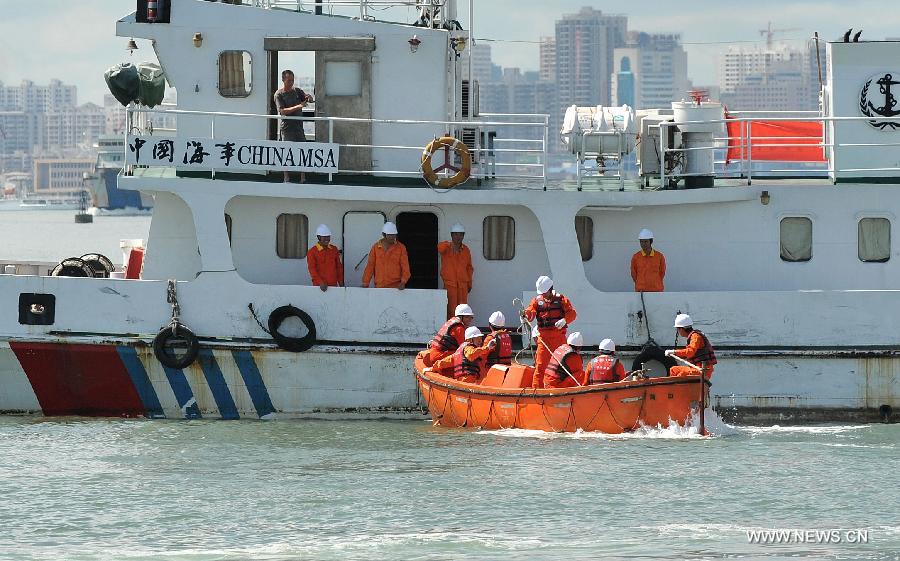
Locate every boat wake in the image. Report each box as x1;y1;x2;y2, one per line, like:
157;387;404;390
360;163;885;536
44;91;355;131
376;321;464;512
477;407;740;440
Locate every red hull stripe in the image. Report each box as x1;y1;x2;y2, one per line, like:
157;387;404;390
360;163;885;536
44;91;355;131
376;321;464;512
10;342;146;417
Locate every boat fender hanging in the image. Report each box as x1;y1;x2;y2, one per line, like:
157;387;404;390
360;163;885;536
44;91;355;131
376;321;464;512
421;136;471;188
268;305;317;352
152;323;200;369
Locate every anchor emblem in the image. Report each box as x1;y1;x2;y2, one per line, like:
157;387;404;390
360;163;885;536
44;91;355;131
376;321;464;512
860;73;900;129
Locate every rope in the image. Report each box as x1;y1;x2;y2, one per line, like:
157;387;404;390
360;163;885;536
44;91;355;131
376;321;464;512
639;291;655;345
165;279;184;335
539;396;575;433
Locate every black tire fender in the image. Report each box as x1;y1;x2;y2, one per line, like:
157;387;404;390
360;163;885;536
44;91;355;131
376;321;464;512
153;324;200;369
268;305;316;352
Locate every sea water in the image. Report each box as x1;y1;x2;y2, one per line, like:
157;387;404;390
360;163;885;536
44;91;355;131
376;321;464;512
0;415;896;560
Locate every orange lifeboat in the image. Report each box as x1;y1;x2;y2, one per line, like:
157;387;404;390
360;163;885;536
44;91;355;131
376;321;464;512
414;353;710;434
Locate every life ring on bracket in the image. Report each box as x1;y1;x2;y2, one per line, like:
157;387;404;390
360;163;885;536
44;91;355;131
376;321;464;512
421;136;471;188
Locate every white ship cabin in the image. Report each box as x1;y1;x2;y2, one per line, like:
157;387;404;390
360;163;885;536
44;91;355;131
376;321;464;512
117;0;900;346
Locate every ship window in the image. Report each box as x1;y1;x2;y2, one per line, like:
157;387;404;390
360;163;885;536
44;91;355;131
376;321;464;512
780;217;812;262
575;215;593;261
276;214;308;259
218;51;252;98
858;217;890;262
325;62;362;96
225;213;233;245
483;216;515;260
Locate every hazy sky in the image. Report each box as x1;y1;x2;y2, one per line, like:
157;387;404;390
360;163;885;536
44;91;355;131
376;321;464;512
0;0;896;104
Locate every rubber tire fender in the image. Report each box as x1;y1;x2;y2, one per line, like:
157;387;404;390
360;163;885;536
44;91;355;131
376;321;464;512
153;324;200;369
630;342;677;375
268;305;317;352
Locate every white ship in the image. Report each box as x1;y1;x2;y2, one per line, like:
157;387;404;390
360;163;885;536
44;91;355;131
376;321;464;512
0;0;897;423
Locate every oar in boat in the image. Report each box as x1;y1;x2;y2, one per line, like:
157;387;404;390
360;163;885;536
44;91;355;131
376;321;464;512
517;315;583;387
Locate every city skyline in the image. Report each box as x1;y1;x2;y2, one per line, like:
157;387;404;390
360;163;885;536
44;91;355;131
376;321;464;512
1;1;898;104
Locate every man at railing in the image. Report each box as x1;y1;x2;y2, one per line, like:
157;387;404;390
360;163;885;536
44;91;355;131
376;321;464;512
274;69;314;183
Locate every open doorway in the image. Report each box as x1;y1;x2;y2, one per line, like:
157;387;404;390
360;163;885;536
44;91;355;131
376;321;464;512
397;212;438;289
268;51;316;141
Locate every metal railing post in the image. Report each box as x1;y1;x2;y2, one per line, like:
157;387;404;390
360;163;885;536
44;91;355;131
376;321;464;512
328;118;334;182
211;115;216;180
659;122;667;189
746;121;753;186
542;114;548;191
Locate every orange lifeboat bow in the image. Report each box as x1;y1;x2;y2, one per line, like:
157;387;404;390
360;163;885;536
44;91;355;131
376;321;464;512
415;353;710;434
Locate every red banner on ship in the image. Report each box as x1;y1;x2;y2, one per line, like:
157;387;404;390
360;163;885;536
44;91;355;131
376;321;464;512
726;119;826;163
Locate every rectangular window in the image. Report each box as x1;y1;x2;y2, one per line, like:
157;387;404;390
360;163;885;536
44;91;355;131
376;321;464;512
218;51;252;98
575;215;593;261
483;216;515;260
859;217;890;262
276;214;308;259
325;61;362;96
780;217;812;262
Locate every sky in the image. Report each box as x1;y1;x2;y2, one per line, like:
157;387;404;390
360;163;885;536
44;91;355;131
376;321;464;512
1;0;898;105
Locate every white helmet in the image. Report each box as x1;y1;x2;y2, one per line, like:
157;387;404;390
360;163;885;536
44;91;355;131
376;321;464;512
639;228;654;240
599;338;616;353
382;221;398;235
488;311;505;327
464;326;483;340
535;275;553;294
450;222;466;233
454;303;474;317
315;224;332;237
674;313;693;328
567;332;584;347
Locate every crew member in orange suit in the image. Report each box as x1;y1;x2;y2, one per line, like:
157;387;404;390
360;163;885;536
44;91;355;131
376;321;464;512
423;304;475;367
437;222;474;319
543;332;585;389
307;224;344;291
666;314;717;379
631;228;666;292
522;275;577;388
585;338;628;384
429;326;496;383
361;221;410;289
483;311;513;369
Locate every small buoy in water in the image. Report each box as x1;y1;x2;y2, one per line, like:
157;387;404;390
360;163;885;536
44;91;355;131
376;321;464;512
75;213;93;223
879;404;893;423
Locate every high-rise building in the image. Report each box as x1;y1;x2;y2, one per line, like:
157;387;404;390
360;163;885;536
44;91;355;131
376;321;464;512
555;7;627;108
45;103;106;151
718;42;825;111
32;158;94;196
539;37;556;82
610;32;691;110
0;79;77;112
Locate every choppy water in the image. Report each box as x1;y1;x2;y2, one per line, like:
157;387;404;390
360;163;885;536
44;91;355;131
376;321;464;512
0;415;896;560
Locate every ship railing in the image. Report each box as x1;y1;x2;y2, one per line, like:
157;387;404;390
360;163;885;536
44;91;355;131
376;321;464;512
124;107;548;187
659;114;900;187
245;0;448;21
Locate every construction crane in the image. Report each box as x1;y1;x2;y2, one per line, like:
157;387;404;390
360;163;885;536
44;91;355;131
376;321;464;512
759;21;801;49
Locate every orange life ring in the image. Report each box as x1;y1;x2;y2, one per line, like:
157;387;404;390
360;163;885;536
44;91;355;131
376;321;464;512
421;136;471;188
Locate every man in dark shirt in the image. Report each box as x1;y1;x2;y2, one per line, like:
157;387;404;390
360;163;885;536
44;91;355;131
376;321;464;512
274;69;313;182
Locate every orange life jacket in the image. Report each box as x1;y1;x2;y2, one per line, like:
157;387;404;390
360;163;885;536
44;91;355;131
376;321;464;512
535;293;565;328
430;317;464;353
546;343;577;381
586;354;620;384
451;342;482;380
485;331;513;367
686;330;717;367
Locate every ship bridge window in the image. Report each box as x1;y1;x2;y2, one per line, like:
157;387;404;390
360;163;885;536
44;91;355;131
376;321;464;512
575;215;593;261
276;213;309;259
780;217;812;262
858;217;891;262
483;216;515;260
218;51;252;98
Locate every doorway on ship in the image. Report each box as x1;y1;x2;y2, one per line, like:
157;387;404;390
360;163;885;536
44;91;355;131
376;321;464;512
396;212;439;289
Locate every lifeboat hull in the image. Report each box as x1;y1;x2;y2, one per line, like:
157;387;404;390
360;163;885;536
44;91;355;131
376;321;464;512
415;356;709;433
